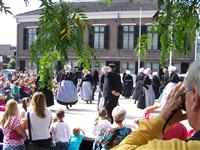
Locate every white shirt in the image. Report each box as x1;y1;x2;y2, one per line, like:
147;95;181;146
29;109;52;140
49;121;70;143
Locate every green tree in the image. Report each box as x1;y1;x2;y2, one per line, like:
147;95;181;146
29;0;95;89
8;58;16;69
154;0;200;66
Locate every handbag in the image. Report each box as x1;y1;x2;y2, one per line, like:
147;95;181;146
27;112;55;150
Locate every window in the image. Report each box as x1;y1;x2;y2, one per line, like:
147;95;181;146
118;25;136;50
23;28;39;50
144;62;159;73
89;26;109;50
121;62;134;72
147;26;158;50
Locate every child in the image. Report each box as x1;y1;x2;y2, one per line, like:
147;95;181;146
20;97;30;118
4;90;12;104
93;108;111;137
0;99;25;150
68;128;85;150
49;109;70;150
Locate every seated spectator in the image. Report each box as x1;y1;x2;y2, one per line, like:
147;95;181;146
4;90;12;104
49;109;70;150
11;81;20;102
19;81;29;100
93;108;111;137
135;105;188;141
93;106;132;150
68;128;85;150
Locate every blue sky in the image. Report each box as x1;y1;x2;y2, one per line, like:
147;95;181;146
0;0;99;46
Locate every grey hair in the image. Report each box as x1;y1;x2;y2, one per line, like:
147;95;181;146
184;60;200;96
112;106;127;122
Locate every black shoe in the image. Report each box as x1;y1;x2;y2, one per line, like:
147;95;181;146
90;100;92;104
66;105;69;109
86;101;88;104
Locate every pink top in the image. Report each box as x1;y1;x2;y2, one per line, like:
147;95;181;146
144;112;188;141
3;116;24;146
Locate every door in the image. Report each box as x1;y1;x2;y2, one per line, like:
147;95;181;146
135;61;144;74
181;62;189;74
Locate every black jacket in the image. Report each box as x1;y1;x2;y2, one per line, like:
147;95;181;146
103;71;122;97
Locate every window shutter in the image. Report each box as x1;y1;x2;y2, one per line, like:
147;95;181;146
37;28;40;35
23;28;28;50
104;26;109;49
117;25;123;49
158;34;161;51
89;26;94;48
134;25;139;49
141;25;147;35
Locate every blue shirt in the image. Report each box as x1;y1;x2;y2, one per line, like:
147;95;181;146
68;135;84;150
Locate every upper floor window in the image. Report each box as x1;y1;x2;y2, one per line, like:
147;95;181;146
89;25;109;50
118;25;136;50
23;27;39;50
147;26;159;50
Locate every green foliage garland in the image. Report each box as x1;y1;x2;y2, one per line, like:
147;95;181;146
30;0;95;89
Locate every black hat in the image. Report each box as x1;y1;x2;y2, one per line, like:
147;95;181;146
109;63;116;68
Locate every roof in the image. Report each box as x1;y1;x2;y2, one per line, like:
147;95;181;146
15;0;157;17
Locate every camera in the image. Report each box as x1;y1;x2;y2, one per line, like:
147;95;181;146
178;92;186;111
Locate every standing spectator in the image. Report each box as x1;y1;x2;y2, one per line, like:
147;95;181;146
103;64;122;123
92;66;99;100
20;97;30;118
23;92;52;150
0;99;25;150
80;69;93;104
68;128;85;150
50;109;70;150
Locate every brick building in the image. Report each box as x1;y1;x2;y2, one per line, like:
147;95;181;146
14;0;194;74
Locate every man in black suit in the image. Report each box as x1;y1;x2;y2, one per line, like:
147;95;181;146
103;64;122;123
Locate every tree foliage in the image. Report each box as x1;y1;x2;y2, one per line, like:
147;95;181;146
8;58;16;69
154;0;200;66
30;0;95;89
0;0;12;14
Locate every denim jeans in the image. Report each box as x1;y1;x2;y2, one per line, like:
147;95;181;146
55;142;68;150
3;144;25;150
